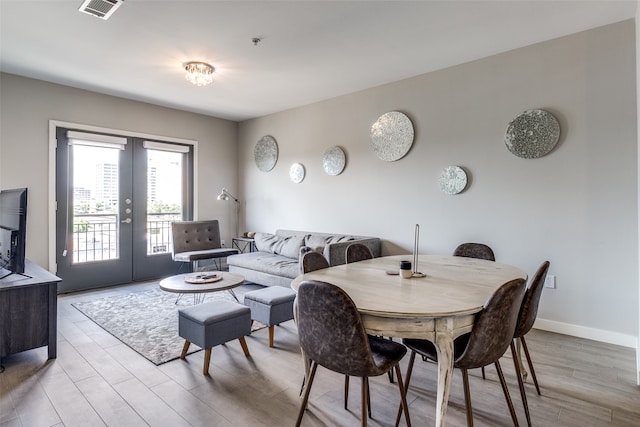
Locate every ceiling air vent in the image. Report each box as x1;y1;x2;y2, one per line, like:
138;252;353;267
78;0;124;20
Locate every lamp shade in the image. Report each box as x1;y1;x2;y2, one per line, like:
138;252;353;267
217;188;238;203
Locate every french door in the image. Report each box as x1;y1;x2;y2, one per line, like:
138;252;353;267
55;128;193;292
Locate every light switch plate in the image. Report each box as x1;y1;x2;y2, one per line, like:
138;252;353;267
544;274;556;289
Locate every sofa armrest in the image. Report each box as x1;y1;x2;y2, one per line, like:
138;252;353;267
324;237;381;266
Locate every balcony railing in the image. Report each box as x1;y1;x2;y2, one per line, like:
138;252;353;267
72;212;181;263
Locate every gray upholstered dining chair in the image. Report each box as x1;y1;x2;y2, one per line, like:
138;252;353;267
300;250;329;275
171;220;239;271
295;280;412;427
297;250;331;396
510;260;551;427
453;242;495;261
346;242;373;263
396;278;526;427
453;242;495;380
299;251;358;412
346;241;394;385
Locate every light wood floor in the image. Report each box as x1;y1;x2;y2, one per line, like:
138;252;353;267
1;281;639;427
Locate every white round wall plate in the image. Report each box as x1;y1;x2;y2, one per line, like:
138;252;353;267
439;166;467;195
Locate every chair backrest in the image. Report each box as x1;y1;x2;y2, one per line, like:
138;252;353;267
171;220;222;255
455;278;526;369
453;242;495;261
345;243;373;264
296;280;378;377
514;261;550;338
301;251;329;274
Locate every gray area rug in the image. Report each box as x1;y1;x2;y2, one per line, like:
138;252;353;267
72;286;264;365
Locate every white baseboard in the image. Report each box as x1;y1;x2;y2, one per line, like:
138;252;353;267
534;318;638;349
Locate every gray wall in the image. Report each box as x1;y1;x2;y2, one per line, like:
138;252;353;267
238;20;638;345
0;20;637;348
0;74;239;269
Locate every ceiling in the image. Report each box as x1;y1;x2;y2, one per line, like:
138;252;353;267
0;1;637;122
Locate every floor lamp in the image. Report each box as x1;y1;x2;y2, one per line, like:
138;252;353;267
217;188;240;238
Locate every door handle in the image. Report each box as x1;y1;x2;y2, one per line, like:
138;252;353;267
121;218;132;224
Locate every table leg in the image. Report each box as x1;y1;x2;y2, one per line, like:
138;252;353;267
434;325;455;427
516;337;528;382
228;289;239;302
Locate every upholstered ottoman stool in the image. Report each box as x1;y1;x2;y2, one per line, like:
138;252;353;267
244;286;296;348
178;300;251;375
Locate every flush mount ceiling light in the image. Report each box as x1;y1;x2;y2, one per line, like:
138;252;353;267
184;62;215;86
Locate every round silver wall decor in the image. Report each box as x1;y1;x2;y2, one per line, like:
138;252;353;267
370;111;415;161
254;135;278;172
504;109;560;159
322;146;346;176
289;163;305;184
439;166;468;195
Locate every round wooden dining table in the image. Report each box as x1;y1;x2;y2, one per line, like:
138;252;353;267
290;254;527;427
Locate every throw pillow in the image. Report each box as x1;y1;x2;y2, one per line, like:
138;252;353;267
254;232;305;259
279;235;306;259
254;232;280;253
305;234;332;248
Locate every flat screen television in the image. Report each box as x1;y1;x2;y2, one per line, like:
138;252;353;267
0;188;28;279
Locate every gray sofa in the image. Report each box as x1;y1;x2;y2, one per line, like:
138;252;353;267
227;229;381;288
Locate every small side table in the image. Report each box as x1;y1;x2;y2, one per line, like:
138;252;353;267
232;237;256;253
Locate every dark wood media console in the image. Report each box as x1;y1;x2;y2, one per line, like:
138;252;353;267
0;260;60;370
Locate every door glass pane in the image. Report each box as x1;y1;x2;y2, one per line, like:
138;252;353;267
146;149;183;255
72;144;120;263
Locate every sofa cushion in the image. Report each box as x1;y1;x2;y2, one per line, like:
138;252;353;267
254;232;305;259
227;252;300;279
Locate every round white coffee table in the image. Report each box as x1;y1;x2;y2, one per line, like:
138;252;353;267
159;271;245;304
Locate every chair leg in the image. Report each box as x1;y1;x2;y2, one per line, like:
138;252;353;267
238;337;251;357
295;361;318;427
481;366;486;379
494;361;520;427
366;377;372;419
180;340;190;359
520;336;541;395
344;375;350;409
396;351;416;427
203;348;212;375
394;363;412;427
268;325;275;348
511;341;531;427
387;337;395;383
461;368;474;427
361;377;368;427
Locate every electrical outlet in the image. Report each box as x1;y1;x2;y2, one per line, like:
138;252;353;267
221;240;226;247
544;274;556;289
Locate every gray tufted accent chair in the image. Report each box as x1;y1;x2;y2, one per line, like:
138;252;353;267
398;278;526;427
171;220;239;271
295;280;412;427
